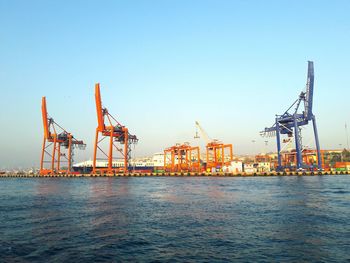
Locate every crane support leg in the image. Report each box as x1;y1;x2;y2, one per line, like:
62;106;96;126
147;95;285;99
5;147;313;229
197;147;201;172
57;144;61;172
67;135;72;173
108;130;113;173
275;118;282;171
312;115;322;170
93;129;99;174
51;136;57;174
221;147;224;167
41;137;46;171
294;116;302;169
124;129;129;173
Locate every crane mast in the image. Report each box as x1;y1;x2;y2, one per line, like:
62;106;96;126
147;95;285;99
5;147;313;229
304;61;314;120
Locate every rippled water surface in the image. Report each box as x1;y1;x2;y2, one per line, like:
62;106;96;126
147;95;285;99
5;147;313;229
1;176;350;262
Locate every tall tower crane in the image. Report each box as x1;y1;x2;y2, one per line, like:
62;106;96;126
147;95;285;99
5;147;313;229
194;121;233;171
40;97;86;175
261;61;322;171
92;83;138;174
194;121;214;143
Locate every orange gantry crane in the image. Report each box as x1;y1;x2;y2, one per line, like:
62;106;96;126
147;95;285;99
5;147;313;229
206;141;233;170
195;121;233;171
93;83;138;174
40;97;86;175
164;143;201;172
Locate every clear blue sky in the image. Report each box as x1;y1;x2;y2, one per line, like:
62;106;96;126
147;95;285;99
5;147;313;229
1;0;350;169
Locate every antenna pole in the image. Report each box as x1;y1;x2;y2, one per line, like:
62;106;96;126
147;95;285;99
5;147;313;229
346;123;349;150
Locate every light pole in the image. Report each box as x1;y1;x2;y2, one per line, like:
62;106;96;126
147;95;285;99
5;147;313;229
264;140;268;155
252;140;256;162
345;123;349;150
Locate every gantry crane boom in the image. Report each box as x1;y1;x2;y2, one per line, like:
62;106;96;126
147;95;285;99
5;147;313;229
41;97;50;140
304;61;314;120
95;85;105;132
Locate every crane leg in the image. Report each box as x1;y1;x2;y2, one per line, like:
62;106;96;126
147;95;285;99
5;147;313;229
93;129;99;174
124;129;128;173
108;130;113;174
40;137;46;173
312;115;322;170
294;116;302;170
221;146;224;168
57;143;61;172
275;119;282;171
68;135;72;174
51;136;57;174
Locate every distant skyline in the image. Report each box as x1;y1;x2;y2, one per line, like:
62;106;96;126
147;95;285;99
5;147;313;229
1;0;350;169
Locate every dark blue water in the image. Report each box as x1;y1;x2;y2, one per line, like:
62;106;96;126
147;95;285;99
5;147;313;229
1;176;350;262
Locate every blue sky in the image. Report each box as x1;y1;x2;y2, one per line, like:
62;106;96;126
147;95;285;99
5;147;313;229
1;0;350;169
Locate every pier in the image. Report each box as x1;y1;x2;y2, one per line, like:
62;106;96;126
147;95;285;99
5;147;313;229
1;171;348;178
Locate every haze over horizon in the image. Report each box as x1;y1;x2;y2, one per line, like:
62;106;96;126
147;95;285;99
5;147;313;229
1;0;350;169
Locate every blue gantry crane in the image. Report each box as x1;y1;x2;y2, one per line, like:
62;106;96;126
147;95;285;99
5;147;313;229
261;61;322;171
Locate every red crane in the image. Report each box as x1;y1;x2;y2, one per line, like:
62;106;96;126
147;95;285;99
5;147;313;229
194;121;233;171
40;97;86;175
93;83;138;174
164;143;201;172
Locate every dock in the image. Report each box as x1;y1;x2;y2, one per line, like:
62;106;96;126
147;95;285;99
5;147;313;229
1;171;348;178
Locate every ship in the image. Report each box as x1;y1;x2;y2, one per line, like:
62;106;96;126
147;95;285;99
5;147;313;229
73;153;165;173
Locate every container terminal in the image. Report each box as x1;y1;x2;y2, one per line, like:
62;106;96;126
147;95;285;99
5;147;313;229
2;61;349;177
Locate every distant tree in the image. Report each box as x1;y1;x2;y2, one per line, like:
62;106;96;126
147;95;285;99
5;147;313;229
330;154;341;165
243;157;254;163
342;149;350;162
